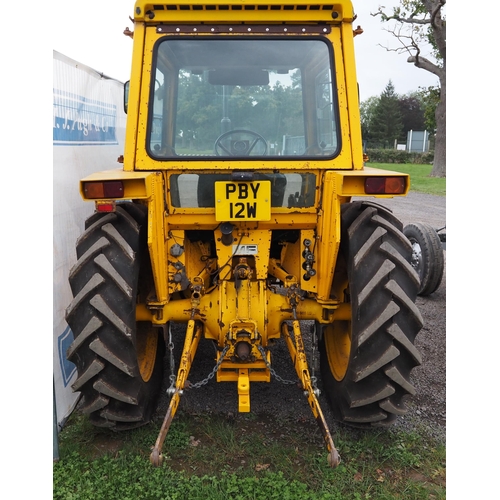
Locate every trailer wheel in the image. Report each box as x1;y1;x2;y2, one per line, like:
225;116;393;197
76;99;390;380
65;203;164;430
319;201;423;427
403;222;444;296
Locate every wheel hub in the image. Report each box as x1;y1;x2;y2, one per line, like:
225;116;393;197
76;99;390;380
324;320;351;381
136;324;159;382
409;240;422;271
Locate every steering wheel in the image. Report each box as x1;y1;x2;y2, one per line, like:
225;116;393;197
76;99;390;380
214;129;268;156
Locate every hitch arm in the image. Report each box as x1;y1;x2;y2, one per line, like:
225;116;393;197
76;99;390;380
150;319;202;466
282;320;341;468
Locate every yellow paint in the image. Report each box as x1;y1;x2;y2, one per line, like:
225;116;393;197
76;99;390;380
73;0;413;463
237;369;250;412
136;323;159;382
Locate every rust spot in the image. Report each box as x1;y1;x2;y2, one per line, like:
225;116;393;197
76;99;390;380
315;415;329;440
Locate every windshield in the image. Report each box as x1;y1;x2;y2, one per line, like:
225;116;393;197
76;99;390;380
148;38;339;159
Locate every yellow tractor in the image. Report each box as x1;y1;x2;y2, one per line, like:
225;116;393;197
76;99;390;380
65;0;423;468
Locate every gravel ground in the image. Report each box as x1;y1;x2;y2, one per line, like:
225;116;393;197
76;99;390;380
154;192;446;443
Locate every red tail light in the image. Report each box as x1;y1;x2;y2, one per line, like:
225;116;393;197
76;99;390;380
364;177;406;194
96;202;116;212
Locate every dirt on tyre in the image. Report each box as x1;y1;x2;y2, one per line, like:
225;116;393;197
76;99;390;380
403;222;444;296
319;201;423;427
65;203;164;430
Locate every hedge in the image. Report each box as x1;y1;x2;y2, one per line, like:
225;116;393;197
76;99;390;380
365;148;434;164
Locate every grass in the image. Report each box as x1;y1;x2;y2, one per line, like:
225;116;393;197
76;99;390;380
54;410;445;499
368;163;446;197
53;161;445;498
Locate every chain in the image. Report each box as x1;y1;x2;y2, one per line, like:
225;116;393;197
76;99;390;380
310;323;320;396
256;344;297;385
167;321;316;393
166;324;177;396
188;345;230;389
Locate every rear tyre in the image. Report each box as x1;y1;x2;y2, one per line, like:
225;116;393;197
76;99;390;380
403;222;444;296
319;201;423;427
65;203;164;430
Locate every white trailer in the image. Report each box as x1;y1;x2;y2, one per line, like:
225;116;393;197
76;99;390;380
53;50;126;427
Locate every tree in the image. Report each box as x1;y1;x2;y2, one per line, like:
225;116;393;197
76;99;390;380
417;85;440;133
398;93;425;140
373;0;446;177
360;95;379;143
369;80;403;148
361;91;428;147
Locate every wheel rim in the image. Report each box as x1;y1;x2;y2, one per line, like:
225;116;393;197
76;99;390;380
323;320;351;381
409;238;423;276
136;323;159;382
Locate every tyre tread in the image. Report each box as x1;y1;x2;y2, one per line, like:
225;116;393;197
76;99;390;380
320;201;423;427
404;222;444;296
65;204;163;430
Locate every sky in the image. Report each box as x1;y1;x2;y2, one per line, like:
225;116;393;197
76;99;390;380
52;0;440;103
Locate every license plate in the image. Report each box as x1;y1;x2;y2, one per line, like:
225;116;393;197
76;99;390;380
215;181;271;221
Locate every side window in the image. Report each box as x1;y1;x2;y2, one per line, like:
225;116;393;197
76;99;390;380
315;68;337;153
124;81;130;114
150;70;166;154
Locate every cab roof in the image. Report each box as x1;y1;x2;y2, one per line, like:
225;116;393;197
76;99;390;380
133;0;355;23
